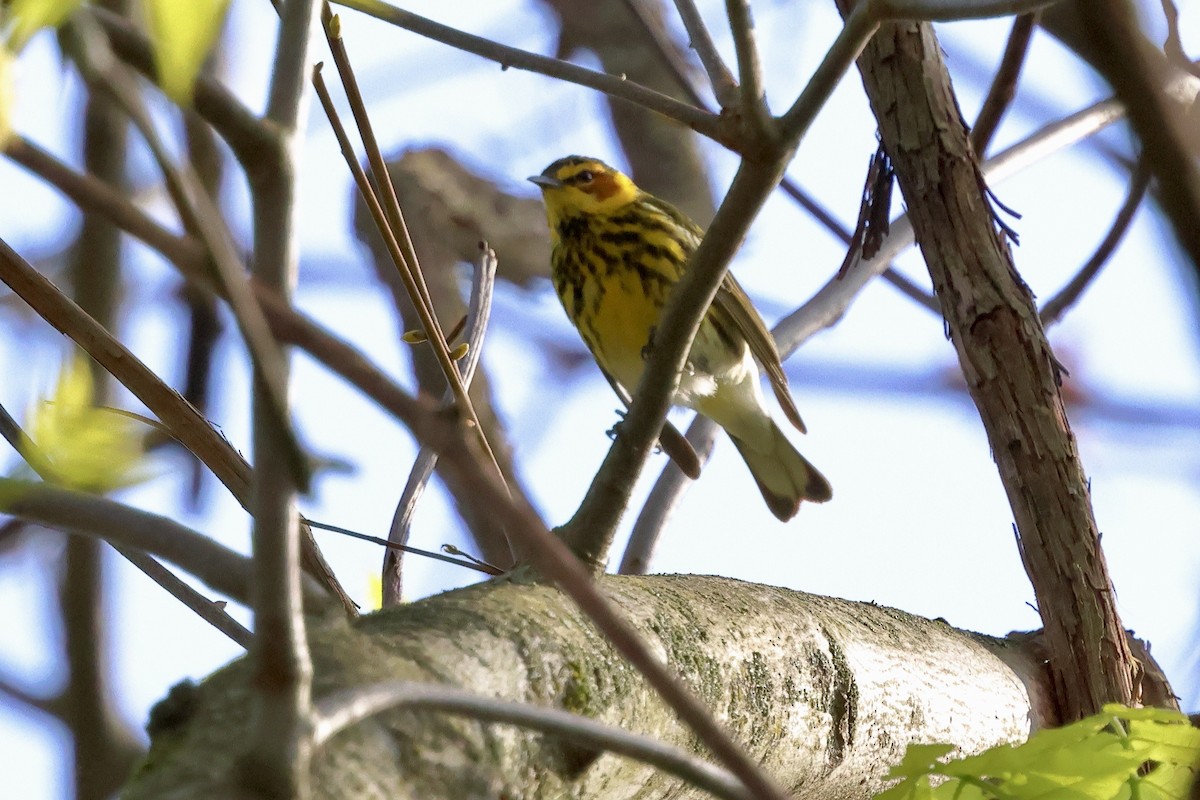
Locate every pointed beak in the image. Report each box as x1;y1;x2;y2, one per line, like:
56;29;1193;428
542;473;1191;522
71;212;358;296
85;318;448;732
528;174;564;190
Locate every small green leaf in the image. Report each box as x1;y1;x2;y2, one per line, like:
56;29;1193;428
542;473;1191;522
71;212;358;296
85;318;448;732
144;0;230;104
875;706;1200;800
886;744;958;779
24;356;149;492
6;0;83;51
0;47;13;150
876;774;937;800
1105;706;1190;725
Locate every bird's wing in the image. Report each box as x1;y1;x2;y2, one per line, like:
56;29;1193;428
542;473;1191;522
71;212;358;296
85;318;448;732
714;274;806;434
643;194;806;434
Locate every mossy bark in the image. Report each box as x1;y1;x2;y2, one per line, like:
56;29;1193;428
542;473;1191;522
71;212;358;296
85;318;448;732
122;575;1052;799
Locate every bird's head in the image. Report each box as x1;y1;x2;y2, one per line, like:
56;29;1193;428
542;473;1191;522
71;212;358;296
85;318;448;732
528;157;639;225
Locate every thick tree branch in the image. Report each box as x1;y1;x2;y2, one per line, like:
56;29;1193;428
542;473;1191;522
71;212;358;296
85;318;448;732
842;10;1137;720
312;682;751;800
120;575;1056;799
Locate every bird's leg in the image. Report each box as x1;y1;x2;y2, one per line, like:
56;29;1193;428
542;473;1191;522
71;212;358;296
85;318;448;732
640;326;656;361
607;409;663;454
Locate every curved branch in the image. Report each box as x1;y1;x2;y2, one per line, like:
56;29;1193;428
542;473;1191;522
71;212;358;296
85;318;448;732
332;0;722;140
312;682;751;800
970;12;1038;154
1040;161;1150;326
0;479;328;609
670;0;738;106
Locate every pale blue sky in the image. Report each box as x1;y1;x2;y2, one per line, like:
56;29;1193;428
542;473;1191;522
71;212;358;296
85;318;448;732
1;2;1198;797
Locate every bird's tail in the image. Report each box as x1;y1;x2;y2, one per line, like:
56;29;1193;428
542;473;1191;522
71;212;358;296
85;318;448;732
729;421;832;522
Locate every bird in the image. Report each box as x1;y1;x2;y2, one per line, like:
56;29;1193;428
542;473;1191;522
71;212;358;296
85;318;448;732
529;155;831;521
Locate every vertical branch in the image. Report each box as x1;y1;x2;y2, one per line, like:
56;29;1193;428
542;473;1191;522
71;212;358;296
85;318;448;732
240;0;320;795
62;2;143;792
725;0;774;139
842;9;1136;720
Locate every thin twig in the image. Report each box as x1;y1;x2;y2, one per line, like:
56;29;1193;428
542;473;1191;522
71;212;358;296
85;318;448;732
616;5;941;315
778;2;879;141
116;546;252;647
1073;0;1200;277
725;0;774;139
383;247;498;606
876;0;1060;20
6;137;207;268
311;682;752;800
331;0;721;140
318;15;510;519
619;422;719;574
306;519;501;576
313;68;521;564
1040;161;1151;326
970;13;1038;155
671;0;739;107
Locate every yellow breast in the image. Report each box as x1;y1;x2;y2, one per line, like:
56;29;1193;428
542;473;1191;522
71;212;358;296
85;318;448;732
552;222;685;390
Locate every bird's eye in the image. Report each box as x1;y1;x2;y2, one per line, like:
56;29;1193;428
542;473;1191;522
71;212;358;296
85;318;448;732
576;170;594;183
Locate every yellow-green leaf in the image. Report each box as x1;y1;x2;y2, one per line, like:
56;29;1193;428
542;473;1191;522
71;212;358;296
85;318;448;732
6;0;83;51
875;706;1200;800
143;0;230;104
24;356;149;493
0;47;13;151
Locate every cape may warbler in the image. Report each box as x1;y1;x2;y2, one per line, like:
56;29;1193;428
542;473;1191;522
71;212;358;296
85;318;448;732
530;156;832;521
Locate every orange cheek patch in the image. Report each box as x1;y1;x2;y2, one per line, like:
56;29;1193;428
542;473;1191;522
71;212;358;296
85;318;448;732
588;172;619;201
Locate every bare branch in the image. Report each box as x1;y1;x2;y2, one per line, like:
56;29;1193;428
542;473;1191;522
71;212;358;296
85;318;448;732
878;0;1060;20
0;672;62;718
1069;0;1200;276
847;10;1136;718
306;519;500;576
0;479;331;608
971;13;1038;154
671;0;739;106
239;0;321;793
116;546;252;648
779;4;879;141
1040;161;1151;326
382;247;498;607
725;0;774;139
331;0;722;140
317;20;512;538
